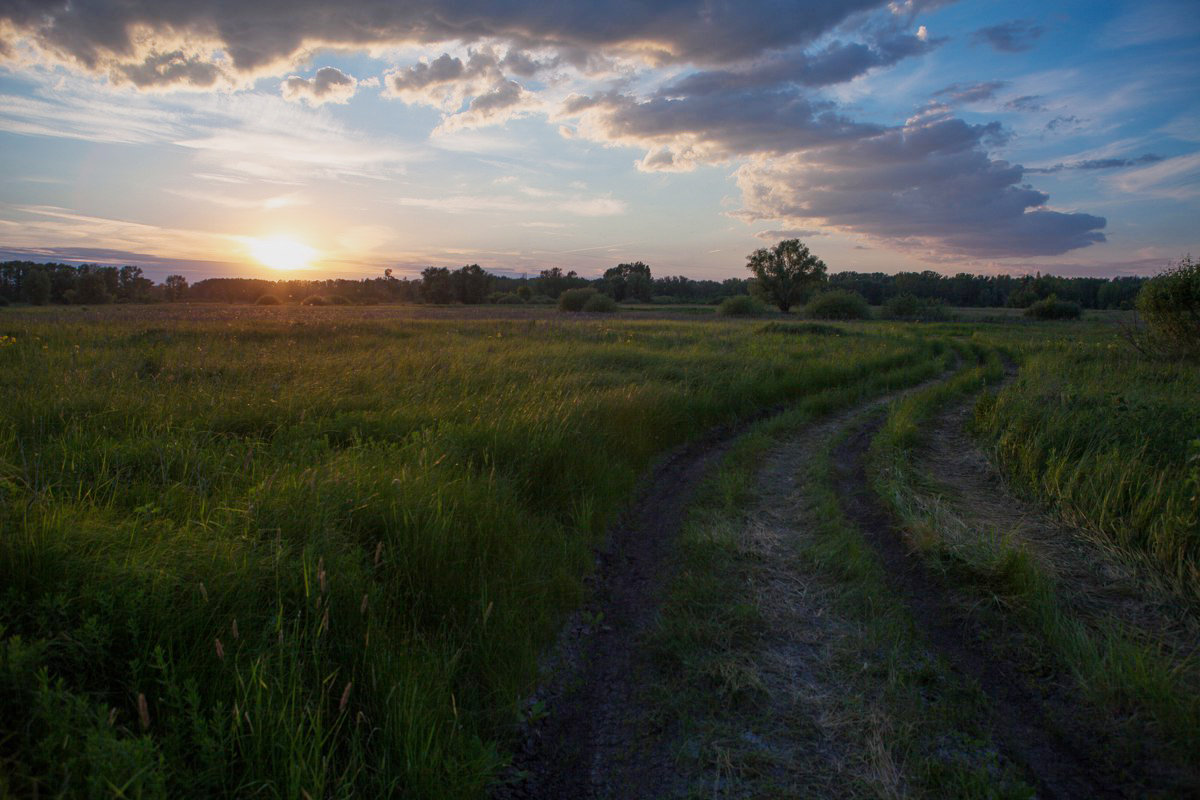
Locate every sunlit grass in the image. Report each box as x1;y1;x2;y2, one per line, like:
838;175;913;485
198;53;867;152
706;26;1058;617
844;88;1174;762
0;307;926;798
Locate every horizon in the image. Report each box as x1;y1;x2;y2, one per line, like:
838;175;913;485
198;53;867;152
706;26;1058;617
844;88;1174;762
1;1;1198;283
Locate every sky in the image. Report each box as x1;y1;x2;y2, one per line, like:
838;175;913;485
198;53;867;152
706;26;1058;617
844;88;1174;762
0;0;1197;282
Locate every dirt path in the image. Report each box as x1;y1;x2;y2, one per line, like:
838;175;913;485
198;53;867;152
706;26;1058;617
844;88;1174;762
833;405;1200;799
498;370;1196;799
496;377;953;799
495;410;788;799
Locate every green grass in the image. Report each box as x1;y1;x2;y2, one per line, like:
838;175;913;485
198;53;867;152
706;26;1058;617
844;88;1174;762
868;335;1200;766
0;306;938;798
972;333;1200;595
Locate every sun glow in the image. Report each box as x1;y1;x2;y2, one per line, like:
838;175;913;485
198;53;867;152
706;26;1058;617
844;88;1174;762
250;236;317;270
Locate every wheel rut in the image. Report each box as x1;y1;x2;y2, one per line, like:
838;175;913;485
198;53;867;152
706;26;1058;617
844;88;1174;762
832;411;1177;799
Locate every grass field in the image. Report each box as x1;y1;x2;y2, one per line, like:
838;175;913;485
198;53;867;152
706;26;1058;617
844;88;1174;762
0;304;1195;798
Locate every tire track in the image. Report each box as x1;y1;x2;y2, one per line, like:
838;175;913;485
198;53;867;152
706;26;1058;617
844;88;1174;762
833;412;1158;799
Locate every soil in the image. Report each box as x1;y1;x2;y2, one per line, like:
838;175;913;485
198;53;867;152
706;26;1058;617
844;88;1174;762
833;408;1200;799
497;372;1198;799
494;408;783;799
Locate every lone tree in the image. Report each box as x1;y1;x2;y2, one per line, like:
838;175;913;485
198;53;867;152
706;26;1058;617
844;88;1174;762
746;239;827;312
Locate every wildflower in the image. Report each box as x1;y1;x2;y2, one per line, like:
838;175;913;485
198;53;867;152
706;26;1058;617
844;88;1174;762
338;681;353;713
215;637;225;660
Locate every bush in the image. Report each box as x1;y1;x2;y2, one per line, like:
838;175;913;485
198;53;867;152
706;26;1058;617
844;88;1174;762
494;293;525;305
516;286;532;300
757;321;844;336
1136;256;1200;358
582;293;618;313
327;295;352;306
805;290;871;320
881;293;953;322
255;295;282;306
1024;295;1081;320
528;294;555;305
718;295;767;317
300;295;327;306
558;288;599;312
0;295;9;307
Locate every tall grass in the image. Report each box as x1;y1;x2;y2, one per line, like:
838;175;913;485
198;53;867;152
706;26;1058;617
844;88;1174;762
972;335;1200;595
0;307;937;797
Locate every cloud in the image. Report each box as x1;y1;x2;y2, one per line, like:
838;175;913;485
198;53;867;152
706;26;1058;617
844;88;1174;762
281;67;365;106
1045;114;1082;133
933;81;1008;104
754;229;826;240
1108;151;1200;199
972;20;1045;52
734;113;1107;258
1004;94;1046;112
0;0;894;88
1025;154;1165;173
658;29;938;96
562;88;884;171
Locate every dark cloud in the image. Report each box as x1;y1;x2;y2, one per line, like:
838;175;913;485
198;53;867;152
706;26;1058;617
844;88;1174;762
1045;114;1082;133
660;29;938;96
1025;154;1165;174
1004;94;1046;112
933;81;1008;104
114;50;228;89
735;114;1106;258
564;88;885;170
281;66;361;105
972;20;1045;52
0;0;891;85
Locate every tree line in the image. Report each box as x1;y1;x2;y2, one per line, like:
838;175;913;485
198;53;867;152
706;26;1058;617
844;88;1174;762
0;258;1148;310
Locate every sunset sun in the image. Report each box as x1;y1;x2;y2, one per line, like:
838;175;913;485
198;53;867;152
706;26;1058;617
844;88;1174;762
250;236;317;270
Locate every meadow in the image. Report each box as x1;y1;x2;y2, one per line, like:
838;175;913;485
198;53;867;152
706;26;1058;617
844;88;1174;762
0;303;1194;798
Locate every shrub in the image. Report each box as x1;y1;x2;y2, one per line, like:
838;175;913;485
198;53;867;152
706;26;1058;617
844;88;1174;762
881;293;953;322
0;295;9;306
582;293;618;313
1024;295;1081;320
558;288;599;312
516;286;532;300
805;290;871;320
757;321;844;336
300;295;327;306
495;293;525;305
528;294;555;305
327;295;352;306
1136;256;1200;358
255;295;282;306
718;295;767;317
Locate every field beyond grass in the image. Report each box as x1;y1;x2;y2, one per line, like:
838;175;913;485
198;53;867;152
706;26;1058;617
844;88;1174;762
0;305;942;798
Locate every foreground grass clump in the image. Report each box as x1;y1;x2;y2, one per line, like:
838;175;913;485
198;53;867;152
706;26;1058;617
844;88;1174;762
0;305;931;797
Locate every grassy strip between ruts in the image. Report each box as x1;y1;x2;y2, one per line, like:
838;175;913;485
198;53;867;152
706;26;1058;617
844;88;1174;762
868;342;1200;767
0;310;941;799
646;340;1035;798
